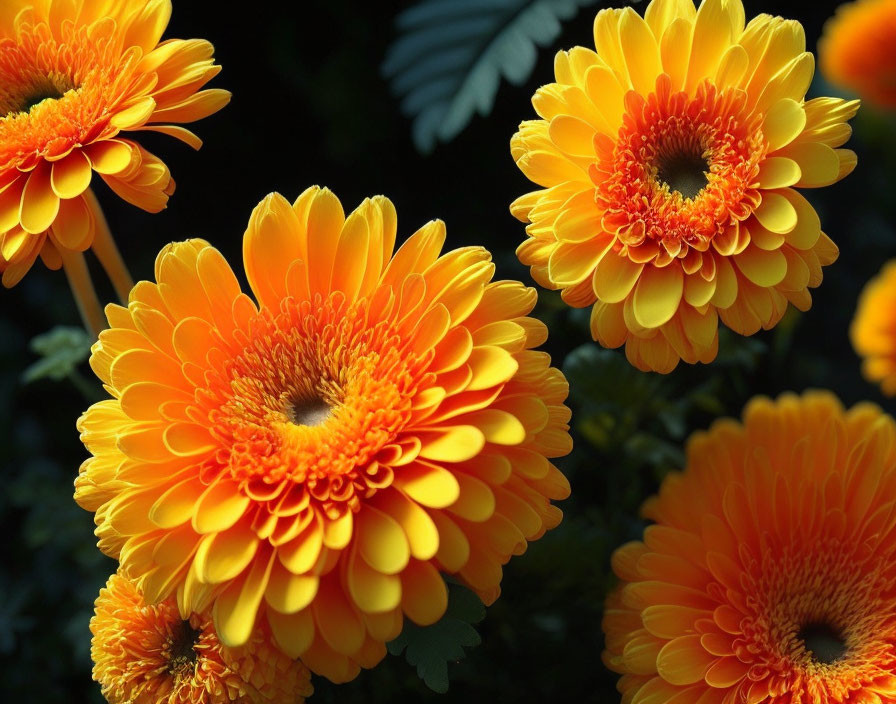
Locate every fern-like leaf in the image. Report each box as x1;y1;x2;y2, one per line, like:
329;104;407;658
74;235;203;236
382;0;604;153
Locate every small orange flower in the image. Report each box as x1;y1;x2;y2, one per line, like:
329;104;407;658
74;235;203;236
511;0;857;373
0;0;228;331
91;571;313;704
820;0;896;108
603;391;896;703
851;260;896;394
75;186;572;683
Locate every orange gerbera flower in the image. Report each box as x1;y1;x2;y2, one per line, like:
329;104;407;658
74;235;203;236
820;0;896;108
851;260;896;395
91;571;313;704
511;0;857;373
75;186;572;683
602;391;896;703
0;0;229;333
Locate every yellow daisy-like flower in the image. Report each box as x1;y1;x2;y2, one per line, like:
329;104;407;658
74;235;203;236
511;0;857;373
75;186;572;683
820;0;896;109
0;0;229;331
91;571;313;704
602;391;896;704
851;260;896;395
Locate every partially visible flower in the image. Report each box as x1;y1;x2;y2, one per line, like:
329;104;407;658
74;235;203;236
90;571;313;704
851;260;896;394
75;186;572;682
820;0;896;108
603;391;896;703
511;0;857;373
0;0;229;332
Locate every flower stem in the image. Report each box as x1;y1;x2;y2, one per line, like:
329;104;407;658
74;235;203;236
86;188;134;303
60;248;105;339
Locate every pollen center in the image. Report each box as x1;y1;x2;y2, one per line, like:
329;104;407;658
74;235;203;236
596;77;765;252
798;622;849;665
654;145;710;200
286;395;332;427
19;87;66;114
166;620;200;677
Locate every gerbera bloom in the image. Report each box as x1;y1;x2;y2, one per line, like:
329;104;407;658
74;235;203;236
511;0;857;373
0;0;229;334
819;0;896;108
850;260;896;395
91;571;313;704
602;391;896;703
75;186;572;683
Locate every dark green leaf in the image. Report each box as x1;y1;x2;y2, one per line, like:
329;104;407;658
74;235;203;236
22;326;91;384
383;0;606;153
387;582;486;692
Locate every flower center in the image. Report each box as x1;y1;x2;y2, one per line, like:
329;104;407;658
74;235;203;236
0;74;72;117
286;395;332;427
654;142;710;200
19;87;66;113
166;620;200;677
798;622;848;665
595;76;764;260
200;292;428;512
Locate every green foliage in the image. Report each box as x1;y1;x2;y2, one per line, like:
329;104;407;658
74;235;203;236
22;326;91;384
382;0;607;153
387;582;486;693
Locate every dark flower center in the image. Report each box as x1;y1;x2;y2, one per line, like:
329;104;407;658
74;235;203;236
286;395;332;427
798;622;848;665
655;147;711;200
20;88;65;113
167;620;201;676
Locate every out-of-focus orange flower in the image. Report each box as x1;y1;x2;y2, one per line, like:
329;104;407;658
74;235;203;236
603;391;896;703
511;0;857;373
851;260;896;394
820;0;896;108
91;571;313;704
0;0;229;333
75;186;572;683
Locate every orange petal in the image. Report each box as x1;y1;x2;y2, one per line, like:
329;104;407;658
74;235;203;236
356;504;410;575
20;162;59;234
243;192;304;310
401;560;448;626
594;250;644;303
213;548;275;647
50;151;93;199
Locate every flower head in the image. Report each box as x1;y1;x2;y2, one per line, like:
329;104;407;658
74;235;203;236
75;186;572;683
603;391;896;703
0;0;229;287
90;571;312;704
511;0;857;373
851;260;896;394
820;0;896;108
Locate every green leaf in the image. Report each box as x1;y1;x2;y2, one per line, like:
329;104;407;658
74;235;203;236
22;326;91;384
387;582;486;693
383;0;605;153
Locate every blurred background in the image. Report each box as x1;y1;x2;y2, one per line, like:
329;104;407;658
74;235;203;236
2;0;894;701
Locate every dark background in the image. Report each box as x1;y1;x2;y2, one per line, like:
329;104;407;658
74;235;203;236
2;0;895;702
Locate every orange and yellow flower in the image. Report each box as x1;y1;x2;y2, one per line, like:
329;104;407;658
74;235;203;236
91;571;313;704
851;260;896;395
820;0;896;108
0;0;229;323
75;186;572;683
511;0;857;373
603;391;896;703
